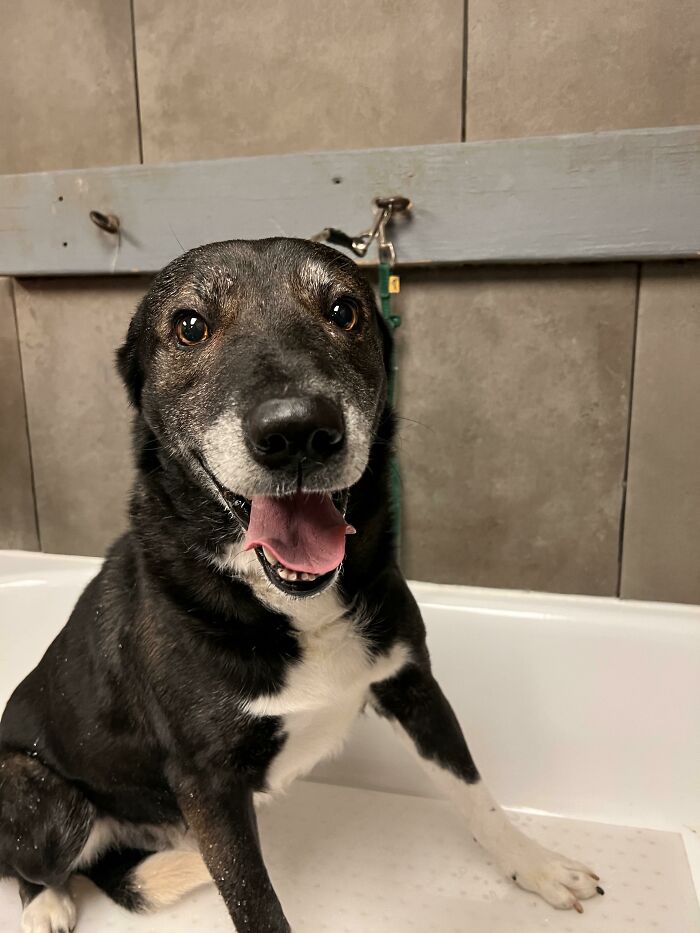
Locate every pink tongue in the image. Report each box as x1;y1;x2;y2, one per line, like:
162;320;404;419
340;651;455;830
244;492;355;575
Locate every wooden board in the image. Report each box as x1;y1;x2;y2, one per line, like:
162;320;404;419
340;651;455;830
1;127;699;275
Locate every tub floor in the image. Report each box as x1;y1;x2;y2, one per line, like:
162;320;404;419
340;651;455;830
0;780;697;932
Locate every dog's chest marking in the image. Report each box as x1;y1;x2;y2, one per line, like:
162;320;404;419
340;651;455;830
229;568;408;793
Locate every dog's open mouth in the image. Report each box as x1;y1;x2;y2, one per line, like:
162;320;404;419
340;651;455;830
254;543;339;596
196;454;354;597
244;491;354;597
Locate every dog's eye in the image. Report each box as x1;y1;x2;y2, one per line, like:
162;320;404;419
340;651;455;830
327;297;360;332
175;312;209;346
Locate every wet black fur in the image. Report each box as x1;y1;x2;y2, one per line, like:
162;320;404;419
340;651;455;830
0;239;480;931
80;848;150;912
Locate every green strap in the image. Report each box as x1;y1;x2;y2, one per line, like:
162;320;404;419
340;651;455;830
379;262;402;546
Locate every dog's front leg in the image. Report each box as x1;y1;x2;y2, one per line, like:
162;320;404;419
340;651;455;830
371;663;603;912
175;771;290;932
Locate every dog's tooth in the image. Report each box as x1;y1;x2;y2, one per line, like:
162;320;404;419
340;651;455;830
262;546;276;565
278;567;298;582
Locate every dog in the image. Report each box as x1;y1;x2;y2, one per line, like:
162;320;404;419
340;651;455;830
0;238;603;932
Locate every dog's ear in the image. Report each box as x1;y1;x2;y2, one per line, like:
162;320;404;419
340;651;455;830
116;306;145;409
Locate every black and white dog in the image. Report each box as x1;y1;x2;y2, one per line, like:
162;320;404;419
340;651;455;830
0;239;602;932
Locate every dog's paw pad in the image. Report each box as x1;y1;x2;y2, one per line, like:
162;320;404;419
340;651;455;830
510;849;603;912
21;887;77;933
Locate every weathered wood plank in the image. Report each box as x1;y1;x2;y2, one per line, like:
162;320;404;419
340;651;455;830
1;127;699;275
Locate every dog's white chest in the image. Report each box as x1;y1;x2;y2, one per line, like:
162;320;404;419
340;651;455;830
245;589;408;794
260;692;366;794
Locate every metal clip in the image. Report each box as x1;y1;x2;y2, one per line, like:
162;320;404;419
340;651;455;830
375;196;411;264
312;195;411;264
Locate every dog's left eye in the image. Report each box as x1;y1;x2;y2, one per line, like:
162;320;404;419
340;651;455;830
174;312;209;346
326;297;360;332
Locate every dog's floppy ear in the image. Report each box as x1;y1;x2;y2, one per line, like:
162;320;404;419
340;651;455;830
116;306;145;409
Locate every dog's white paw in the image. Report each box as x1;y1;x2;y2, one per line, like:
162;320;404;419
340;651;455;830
21;887;77;933
508;844;603;912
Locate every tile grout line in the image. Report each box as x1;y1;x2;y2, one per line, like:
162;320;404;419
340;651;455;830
129;0;144;164
616;263;643;597
460;0;469;142
11;280;42;552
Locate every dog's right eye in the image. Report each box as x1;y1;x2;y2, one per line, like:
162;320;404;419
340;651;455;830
174;312;209;346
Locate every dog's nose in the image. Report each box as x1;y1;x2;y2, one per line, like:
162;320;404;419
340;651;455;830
246;396;345;469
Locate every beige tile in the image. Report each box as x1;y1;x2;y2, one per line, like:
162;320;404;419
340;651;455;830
0;279;38;550
621;264;700;604
134;0;463;162
467;0;700;140
14;278;149;556
0;0;139;173
395;264;637;595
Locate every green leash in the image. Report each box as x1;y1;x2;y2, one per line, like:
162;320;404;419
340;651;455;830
378;261;402;547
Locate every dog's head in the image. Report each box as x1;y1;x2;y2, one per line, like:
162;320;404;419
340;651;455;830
118;238;390;598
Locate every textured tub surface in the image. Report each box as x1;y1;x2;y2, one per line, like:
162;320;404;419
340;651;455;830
0;780;697;932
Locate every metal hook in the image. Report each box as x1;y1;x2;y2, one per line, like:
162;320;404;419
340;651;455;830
374;196;412;214
312;196;411;263
89;210;120;235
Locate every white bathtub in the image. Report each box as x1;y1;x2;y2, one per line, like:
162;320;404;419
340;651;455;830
0;550;698;932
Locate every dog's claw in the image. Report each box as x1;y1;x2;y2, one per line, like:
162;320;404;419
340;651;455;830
573;900;584;913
